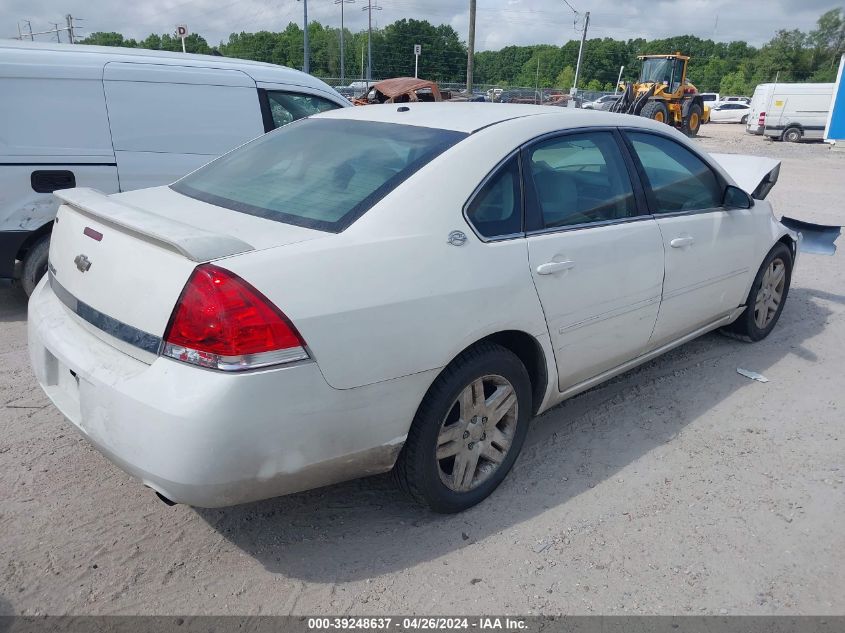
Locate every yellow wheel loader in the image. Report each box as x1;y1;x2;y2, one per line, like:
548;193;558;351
610;52;710;137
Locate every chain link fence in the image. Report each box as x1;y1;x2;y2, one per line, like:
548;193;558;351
318;77;617;106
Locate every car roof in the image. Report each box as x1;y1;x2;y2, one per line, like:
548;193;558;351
314;102;667;135
0;40;337;94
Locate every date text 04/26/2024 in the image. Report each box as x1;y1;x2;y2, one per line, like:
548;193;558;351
307;618;527;631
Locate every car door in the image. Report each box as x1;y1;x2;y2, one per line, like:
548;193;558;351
523;130;665;391
623;130;756;348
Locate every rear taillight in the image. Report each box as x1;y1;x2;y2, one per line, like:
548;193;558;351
162;264;308;371
758;111;766;126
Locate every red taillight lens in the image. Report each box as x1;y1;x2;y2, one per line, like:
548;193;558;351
162;264;308;371
758;111;766;126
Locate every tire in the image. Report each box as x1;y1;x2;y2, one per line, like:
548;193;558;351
740;114;749;125
640;100;669;124
21;235;50;297
724;242;793;342
782;126;802;143
684;103;703;137
393;342;532;513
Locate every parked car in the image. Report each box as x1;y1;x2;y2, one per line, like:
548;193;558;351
353;77;446;104
486;87;504;102
700;92;720;105
0;41;349;295
709;101;752;123
720;95;751;104
582;94;619;110
29;104;798;513
747;82;835;142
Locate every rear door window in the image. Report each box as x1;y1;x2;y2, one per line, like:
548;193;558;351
172;118;466;233
526;131;637;229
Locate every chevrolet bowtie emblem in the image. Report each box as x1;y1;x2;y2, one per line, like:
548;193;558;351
74;254;92;273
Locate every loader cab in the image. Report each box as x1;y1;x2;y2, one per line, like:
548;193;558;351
638;54;688;96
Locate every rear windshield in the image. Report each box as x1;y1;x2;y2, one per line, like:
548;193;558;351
172;118;466;233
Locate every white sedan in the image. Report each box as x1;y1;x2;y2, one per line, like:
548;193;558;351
29;104;798;513
709;102;753;123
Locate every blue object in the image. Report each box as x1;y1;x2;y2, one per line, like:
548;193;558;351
825;55;845;141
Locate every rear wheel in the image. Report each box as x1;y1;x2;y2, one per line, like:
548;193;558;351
740;114;749;125
782;126;802;143
21;235;50;297
640;100;669;124
724;242;793;342
684;103;703;137
393;342;532;513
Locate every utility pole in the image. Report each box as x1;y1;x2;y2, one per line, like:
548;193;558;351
65;14;75;44
296;0;310;73
361;0;382;87
51;22;61;42
572;11;589;97
24;20;34;41
335;0;354;85
466;0;476;94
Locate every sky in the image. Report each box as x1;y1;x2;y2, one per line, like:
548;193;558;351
3;0;841;50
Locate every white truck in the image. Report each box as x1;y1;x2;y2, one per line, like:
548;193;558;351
746;82;835;141
0;41;349;294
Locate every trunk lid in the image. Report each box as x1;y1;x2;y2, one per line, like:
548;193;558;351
48;187;325;360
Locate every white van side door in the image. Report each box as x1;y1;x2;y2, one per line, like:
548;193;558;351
102;63;265;191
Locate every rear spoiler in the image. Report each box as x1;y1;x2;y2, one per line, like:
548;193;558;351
53;188;254;262
709;153;780;200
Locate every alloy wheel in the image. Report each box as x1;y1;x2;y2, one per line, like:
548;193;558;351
436;374;518;492
754;257;786;329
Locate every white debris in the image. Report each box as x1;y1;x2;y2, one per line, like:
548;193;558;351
737;368;770;383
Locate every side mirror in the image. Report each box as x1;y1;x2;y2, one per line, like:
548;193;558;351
723;184;753;209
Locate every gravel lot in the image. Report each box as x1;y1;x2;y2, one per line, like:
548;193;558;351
1;123;843;616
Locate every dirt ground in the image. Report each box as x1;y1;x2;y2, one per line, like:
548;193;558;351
1;123;843;617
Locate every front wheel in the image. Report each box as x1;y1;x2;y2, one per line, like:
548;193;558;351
393;342;532;513
640;100;669;124
724;242;793;342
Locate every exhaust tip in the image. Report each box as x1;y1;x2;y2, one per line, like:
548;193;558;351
155;491;177;506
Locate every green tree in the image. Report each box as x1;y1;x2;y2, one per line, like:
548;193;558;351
555;65;575;89
719;70;750;96
80;32;138;47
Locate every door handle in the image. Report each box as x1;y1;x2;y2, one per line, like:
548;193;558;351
536;260;576;275
670;236;694;248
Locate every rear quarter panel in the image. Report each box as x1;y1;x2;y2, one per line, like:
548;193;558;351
218;120;559;390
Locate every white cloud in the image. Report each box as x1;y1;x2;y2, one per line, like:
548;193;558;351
2;0;839;49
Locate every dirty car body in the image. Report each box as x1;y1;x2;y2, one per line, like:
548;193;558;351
29;104;800;511
354;77;444;105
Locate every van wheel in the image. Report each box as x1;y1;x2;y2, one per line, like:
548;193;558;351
393;342;532;513
782;127;802;143
723;242;792;342
21;235;50;296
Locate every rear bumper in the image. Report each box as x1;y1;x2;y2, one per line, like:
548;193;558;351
28;278;431;507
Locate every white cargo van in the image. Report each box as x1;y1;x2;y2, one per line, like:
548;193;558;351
746;82;835;141
0;41;349;294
